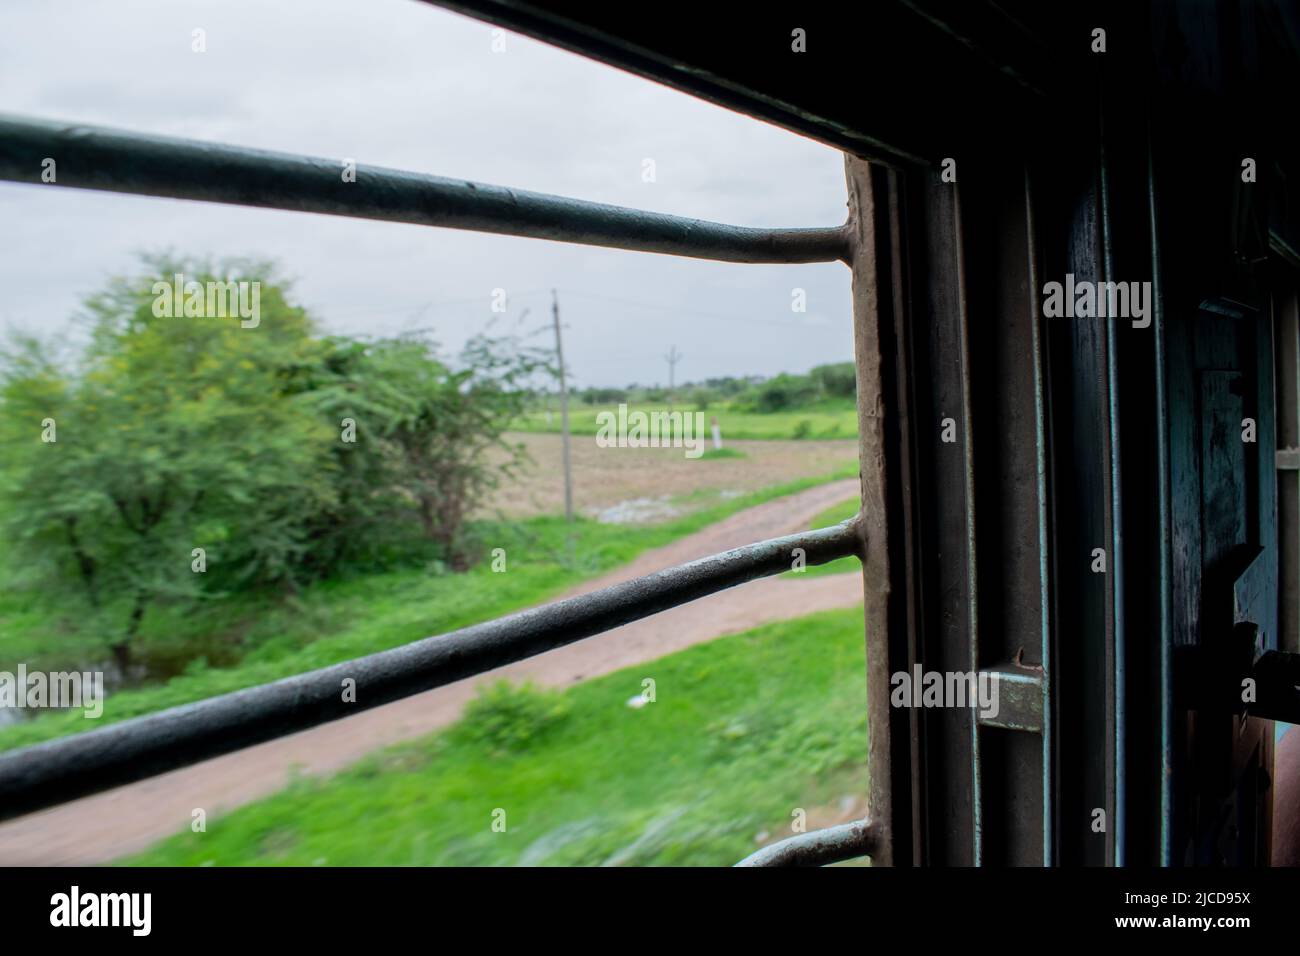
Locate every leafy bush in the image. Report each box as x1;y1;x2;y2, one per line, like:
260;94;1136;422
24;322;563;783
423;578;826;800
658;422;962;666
809;362;856;398
455;680;571;753
737;373;819;413
301;333;543;572
580;387;629;406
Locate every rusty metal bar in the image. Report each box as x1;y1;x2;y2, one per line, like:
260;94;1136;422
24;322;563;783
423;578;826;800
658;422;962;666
734;818;877;867
0;114;851;264
845;157;915;866
0;517;862;822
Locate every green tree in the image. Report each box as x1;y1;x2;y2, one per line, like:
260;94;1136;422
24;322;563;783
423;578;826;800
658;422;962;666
305;334;540;570
809;362;857;398
0;256;543;677
0;259;336;671
739;372;818;412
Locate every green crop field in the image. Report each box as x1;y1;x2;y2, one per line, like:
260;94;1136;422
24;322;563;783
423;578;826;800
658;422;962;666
513;400;859;442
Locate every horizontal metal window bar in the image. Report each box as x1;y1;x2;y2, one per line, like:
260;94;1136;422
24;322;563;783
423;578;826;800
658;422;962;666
734;818;877;867
0;516;862;822
0;114;851;264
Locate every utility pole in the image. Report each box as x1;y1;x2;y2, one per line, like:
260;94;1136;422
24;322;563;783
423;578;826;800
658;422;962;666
664;345;682;409
552;289;574;522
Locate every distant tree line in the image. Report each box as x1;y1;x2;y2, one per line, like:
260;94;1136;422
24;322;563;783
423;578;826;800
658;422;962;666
559;362;856;412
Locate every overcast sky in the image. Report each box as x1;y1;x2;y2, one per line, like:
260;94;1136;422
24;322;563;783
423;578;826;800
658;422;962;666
0;0;852;388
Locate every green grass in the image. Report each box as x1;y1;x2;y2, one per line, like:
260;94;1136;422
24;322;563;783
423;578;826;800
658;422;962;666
0;466;857;754
514;400;858;441
124;607;868;866
784;497;861;579
696;447;746;460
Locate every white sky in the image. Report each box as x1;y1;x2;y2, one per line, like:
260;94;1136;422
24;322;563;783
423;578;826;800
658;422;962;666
0;0;853;387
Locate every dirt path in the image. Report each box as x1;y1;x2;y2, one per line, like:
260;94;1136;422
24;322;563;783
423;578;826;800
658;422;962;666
0;479;863;865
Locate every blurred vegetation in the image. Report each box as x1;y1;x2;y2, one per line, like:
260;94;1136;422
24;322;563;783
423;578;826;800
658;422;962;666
454;680;571;756
696;447;746;460
0;257;542;676
567;361;856;413
125;607;868;867
0;467;856;753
